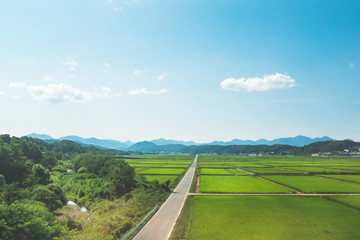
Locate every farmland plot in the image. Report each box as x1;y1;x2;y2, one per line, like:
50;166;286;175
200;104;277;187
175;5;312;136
200;176;291;193
200;168;248;175
263;176;360;193
321;175;360;183
176;196;360;240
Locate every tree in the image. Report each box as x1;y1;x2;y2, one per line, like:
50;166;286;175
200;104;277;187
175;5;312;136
32;164;51;185
31;184;66;211
0;200;65;240
109;160;136;197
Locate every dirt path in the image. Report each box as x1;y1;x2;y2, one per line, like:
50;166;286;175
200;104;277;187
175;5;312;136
188;193;360;196
196;175;200;193
237;168;255;175
256;176;302;194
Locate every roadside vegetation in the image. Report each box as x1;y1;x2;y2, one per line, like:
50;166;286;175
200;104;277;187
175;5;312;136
0;135;179;239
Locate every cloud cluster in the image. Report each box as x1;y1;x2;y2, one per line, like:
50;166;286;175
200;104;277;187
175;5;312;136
221;73;296;92
127;88;168;95
10;82;92;104
9;82;120;104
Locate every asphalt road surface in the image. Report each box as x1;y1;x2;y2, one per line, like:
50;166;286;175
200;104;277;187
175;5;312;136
133;155;198;240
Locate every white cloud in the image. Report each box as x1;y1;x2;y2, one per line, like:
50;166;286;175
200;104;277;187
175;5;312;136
127;88;168;95
104;62;111;68
0;91;6;96
159;89;168;94
10;82;93;104
220;73;296;92
156;73;167;81
9;82;27;88
93;86;112;98
10;82;121;103
134;69;145;75
27;84;92;104
42;75;54;81
63;58;79;72
349;63;355;68
108;0;113;3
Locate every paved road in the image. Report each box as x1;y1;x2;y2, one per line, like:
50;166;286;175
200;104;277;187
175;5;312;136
133;155;198;240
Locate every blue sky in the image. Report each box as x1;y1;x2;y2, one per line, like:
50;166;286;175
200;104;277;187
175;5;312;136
0;0;359;142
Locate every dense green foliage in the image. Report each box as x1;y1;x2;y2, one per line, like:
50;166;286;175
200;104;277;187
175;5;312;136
0;135;172;239
0;200;65;240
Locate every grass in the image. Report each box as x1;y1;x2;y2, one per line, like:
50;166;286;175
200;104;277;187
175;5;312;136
263;176;360;193
171;195;360;240
200;176;291;193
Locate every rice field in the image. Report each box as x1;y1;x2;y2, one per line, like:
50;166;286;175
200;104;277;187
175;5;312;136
327;195;360;209
126;155;194;188
200;176;292;193
262;175;360;193
199;168;248;175
173;195;360;240
321;175;360;183
168;155;360;239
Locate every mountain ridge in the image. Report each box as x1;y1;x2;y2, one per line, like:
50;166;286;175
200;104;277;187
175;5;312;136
27;133;336;150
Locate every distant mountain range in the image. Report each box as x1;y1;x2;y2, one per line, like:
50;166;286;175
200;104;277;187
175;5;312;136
27;133;132;150
27;133;335;151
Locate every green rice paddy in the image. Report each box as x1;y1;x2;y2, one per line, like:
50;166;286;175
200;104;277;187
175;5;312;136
321;175;360;183
263;175;360;193
200;176;291;193
176;195;360;240
199;168;247;175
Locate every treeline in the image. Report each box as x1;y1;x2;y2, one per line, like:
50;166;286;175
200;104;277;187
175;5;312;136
130;140;360;155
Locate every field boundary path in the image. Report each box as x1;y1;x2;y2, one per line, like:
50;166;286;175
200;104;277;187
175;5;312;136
256;176;302;194
133;155;198;240
188;193;360;196
237;168;255;175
